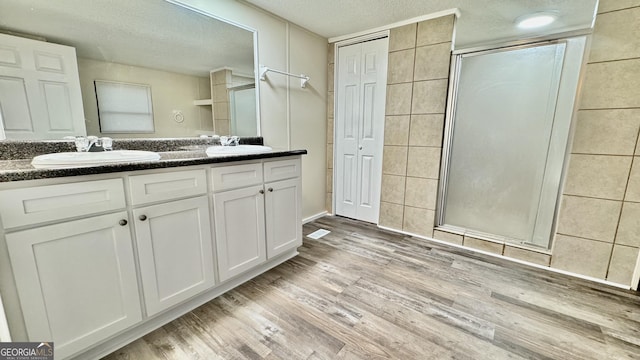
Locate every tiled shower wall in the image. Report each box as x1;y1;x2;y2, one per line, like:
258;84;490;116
550;2;640;284
326;3;640;286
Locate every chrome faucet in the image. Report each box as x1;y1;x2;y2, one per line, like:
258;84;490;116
75;136;113;152
220;136;239;146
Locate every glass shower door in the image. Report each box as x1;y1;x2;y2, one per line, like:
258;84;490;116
439;41;582;248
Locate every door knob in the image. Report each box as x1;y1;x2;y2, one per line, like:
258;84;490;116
359;145;363;150
259;189;265;194
119;219;128;226
139;215;147;221
268;188;273;192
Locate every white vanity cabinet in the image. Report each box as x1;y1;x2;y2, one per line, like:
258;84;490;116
0;180;141;360
212;158;302;281
263;158;302;259
212;163;267;281
0;155;303;359
128;170;216;316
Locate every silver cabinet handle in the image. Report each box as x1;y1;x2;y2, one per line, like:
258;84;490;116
139;215;147;221
119;219;128;226
268;188;273;192
259;189;265;194
359;145;363;150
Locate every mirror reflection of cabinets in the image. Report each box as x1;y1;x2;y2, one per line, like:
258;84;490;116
0;0;258;139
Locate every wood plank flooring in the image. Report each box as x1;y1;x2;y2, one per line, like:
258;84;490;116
103;215;640;359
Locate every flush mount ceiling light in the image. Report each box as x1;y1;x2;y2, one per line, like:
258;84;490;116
516;12;558;29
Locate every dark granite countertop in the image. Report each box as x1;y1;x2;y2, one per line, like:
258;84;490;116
0;149;307;182
0;138;306;182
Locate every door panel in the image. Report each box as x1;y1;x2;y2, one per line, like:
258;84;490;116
214;185;266;281
134;196;215;316
6;212;141;359
335;38;388;223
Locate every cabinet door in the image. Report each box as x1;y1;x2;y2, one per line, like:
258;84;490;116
265;178;302;258
6;212;141;359
213;185;266;281
133;196;215;316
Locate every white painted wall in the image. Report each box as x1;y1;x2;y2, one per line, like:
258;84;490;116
174;0;328;220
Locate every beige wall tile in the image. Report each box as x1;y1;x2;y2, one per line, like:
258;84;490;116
327;91;334;119
328;43;335;64
403;206;435;237
624;158;640;202
327;63;335;91
416;15;454;47
615;202;640;247
379;201;404;229
463;236;504;255
387;49;415;84
557;196;622;242
326;192;333;212
382;146;408;176
580;59;640;109
213;70;227;85
590;7;640;62
503;246;551;266
213;84;227;102
414;43;451;81
433;230;463;245
213;102;229;120
607;245;640;285
404;177;438;210
326;144;334;169
386;83;413;115
598;0;640;13
389;23;417;52
411;80;448;114
551;235;613;279
327;116;334;144
381;174;406;204
327;171;333;194
384;115;410;145
571;109;640;155
406;147;441;179
409;114;445;147
563;154;631;200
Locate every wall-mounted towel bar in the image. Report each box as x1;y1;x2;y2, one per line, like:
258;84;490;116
259;65;310;88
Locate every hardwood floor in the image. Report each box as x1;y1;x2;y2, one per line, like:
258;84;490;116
103;215;640;360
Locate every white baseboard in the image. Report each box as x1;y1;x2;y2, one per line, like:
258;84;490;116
303;211;328;224
377;225;632;290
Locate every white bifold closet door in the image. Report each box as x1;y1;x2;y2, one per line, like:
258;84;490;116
335;37;388;223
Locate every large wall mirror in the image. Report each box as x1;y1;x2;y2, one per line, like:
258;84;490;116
0;0;258;140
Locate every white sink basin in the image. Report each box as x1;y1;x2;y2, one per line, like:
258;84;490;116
206;145;273;156
31;150;161;169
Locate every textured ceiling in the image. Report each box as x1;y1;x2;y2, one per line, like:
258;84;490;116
0;0;255;77
243;0;598;48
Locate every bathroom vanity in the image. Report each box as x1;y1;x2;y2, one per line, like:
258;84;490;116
0;139;306;359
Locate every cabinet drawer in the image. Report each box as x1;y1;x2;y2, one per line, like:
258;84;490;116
211;163;263;192
263;158;301;182
129;169;207;205
0;179;125;229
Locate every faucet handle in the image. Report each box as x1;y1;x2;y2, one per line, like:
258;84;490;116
74;136;89;152
231;136;239;146
101;137;113;151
